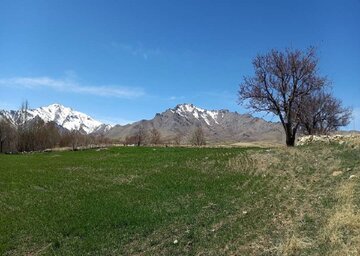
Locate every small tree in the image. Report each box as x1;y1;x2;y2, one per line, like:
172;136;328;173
173;133;182;145
43;122;61;148
0;119;17;153
190;126;206;146
136;125;146;146
238;47;327;146
124;135;136;145
149;128;161;145
18;100;29;127
16;100;31;151
70;130;81;151
0;119;7;153
299;91;352;135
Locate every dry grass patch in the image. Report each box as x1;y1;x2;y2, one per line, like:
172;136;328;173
271;234;313;256
321;180;360;255
225;144;359;255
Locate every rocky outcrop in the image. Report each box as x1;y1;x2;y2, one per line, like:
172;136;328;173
297;134;360;148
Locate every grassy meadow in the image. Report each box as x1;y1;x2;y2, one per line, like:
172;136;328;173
0;144;359;255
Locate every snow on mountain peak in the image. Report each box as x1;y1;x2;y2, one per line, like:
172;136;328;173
173;103;221;125
34;104;106;133
1;103;111;134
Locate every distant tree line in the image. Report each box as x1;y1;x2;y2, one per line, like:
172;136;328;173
123;126;161;146
238;47;352;146
123;126;173;146
0;112;207;152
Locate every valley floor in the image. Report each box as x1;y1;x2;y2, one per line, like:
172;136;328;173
0;143;359;255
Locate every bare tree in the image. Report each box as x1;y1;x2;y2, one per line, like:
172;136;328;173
0;119;12;153
124;135;135;145
43;122;61;148
238;47;327;146
16;100;31;151
70;130;81;151
136;125;146;146
32;121;61;150
173;133;183;145
17;100;29;127
0;120;7;153
299;91;352;135
190;126;206;146
149;128;161;145
0;119;17;153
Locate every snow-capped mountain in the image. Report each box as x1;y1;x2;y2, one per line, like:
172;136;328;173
171;104;222;125
0;104;111;134
106;103;284;143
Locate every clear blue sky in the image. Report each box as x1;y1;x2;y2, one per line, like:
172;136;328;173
0;0;359;129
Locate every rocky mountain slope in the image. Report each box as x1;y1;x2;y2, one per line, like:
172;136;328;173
0;104;111;134
106;103;284;144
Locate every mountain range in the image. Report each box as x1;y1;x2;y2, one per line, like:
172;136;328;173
0;103;285;144
106;103;284;144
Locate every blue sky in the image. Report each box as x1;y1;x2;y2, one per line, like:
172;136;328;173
0;0;359;129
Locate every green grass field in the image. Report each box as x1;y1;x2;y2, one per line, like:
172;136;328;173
1;145;359;255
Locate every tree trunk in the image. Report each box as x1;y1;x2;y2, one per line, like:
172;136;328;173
304;123;313;135
285;124;296;147
286;134;296;147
